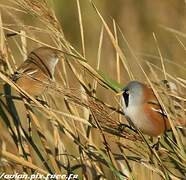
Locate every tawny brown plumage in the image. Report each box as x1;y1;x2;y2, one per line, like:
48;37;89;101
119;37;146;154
13;46;61;96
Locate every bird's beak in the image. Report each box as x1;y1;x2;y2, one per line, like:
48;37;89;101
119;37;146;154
115;91;123;96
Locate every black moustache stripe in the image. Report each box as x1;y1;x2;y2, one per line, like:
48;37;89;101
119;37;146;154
123;91;129;108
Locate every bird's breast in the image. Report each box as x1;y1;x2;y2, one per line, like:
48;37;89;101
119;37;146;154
124;105;165;136
124;106;145;126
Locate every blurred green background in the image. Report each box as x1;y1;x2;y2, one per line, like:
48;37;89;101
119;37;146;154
2;0;186;83
54;0;186;82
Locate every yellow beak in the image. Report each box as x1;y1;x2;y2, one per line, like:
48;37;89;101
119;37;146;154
115;91;123;96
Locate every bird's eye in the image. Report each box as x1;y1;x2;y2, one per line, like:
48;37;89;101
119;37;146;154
123;89;129;107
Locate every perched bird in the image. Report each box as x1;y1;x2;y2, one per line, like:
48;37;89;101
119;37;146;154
120;81;170;137
12;46;61;96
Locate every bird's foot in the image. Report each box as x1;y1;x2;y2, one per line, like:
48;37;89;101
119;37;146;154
151;136;161;151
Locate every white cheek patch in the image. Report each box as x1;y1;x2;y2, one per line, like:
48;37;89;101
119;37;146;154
121;96;126;110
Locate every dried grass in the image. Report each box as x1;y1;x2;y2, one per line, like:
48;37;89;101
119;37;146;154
0;1;185;180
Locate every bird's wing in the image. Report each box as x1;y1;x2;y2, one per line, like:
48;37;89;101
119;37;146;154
12;60;39;81
147;100;167;117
